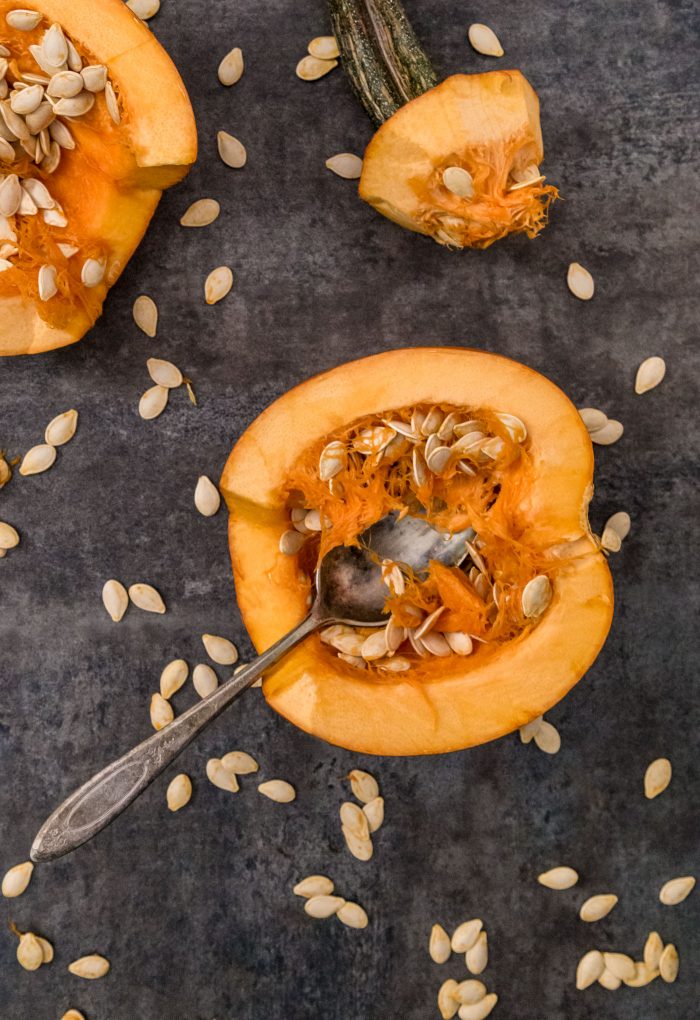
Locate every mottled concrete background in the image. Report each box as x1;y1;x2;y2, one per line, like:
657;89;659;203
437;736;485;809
1;0;698;1017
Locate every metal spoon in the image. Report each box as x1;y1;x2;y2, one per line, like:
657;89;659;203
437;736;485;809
31;512;472;862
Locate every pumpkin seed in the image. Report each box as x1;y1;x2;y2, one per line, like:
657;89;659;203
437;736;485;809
455;980;486;1005
60;1011;86;1020
325;153;363;179
218;47;244;86
150;693;173;730
519;715;543;743
68;954;110;979
0;521;19;549
304;894;345;918
147;357;182;388
43;23;68;65
521;574;552;617
468;23;504;56
194;475;221;517
81;257;105;288
308;36;340;60
659;875;695;905
644;931;663;970
258;779;296;803
54;92;95;118
38;264;58;301
601;526;622;553
361;795;384;833
319;439;346;480
567;262;595;300
217;130;246;168
465;931;488;975
337;901;368;928
579;893;618;922
360;629;389;661
538;866;578;889
421;631;452;656
437;978;459;1019
279;529;306;555
2;861;33;898
6;10;43;30
22;178;55;210
342;825;373;860
17;932;44;971
166;773;192;811
159;658;188;699
659;943;679;982
206;758;239;792
442;166;475;198
598;968;621;990
202;633;238;665
104;80;120;123
221;750;258;775
296;55;338;81
46;70;83;98
128;582;165;613
458;996;497;1020
36;935;53;962
138;384;169;420
192;663;218;698
348;768;379;803
181;198;221;227
591;419;624;445
429;923;451;964
205;265;233;304
604;511;631;541
293;875;334;898
126;0;161;20
340;801;370;841
635;356;666;394
10;83;44;115
44;408;78;446
19;442;56;475
624;961;659;987
576;949;604;989
644;757;671;798
80;64;107;92
102;579;128;622
133;294;158;336
603;953;635;981
49;119;75;149
451;919;483;953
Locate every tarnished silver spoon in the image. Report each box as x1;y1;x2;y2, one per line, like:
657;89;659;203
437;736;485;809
31;512;471;862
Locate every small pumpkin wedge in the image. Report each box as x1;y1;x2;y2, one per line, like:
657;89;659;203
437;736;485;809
221;348;614;756
0;0;196;355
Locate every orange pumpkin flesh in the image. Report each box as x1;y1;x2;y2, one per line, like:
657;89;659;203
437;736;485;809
359;72;558;249
221;349;613;756
0;0;196;355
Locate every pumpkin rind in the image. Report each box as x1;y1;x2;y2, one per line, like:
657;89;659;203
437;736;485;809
221;348;614;756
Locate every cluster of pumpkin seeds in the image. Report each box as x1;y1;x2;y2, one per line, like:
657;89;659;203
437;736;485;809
518;714;562;754
138;355;195;420
340;769;383;861
149;634;239;731
294;874;369;929
432;919;497;1019
102;579;166;622
296;35;339;81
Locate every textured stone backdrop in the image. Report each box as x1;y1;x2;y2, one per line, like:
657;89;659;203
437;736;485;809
0;0;698;1018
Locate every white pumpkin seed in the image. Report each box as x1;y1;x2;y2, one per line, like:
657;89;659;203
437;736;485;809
644;757;671;798
46;70;83;99
578;407;608;433
0;521;20;550
442;165;474;198
138;384;169;420
293;875;334;898
590;419;624;445
644;931;663;970
132;294;158;336
659;943;679;983
102;579;128;622
279;529;306;555
337;901;368;928
519;715;543;744
362;795;384;833
604;511;631;541
2;861;33;898
147;357;182;388
80;257;105;288
150;693;173;731
80;64;107;92
304;895;345;918
217;130;246;168
166;773;192;811
104;80;119;123
36;936;53;963
659;875;695;905
296;55;338;81
308;36;340;60
635;355;666;394
218;47;244;86
465;931;488;975
180;198;220;227
451;919;483;953
221;750;258;775
521;574;552;617
44;408;78;446
194;475;221;517
258;779;296;803
438;978;459;1020
598;968;621;990
325;153;363;179
128;582;166;614
601;526;622;553
455;980;486;1005
192;663;218;698
202;633;238;665
6;9;43;30
205;265;233;304
624;961;659;987
126;0;161;20
579;894;618;922
159;659;188;699
206;758;239;792
68;954;110;979
319;439;346;479
19;443;56;475
576;949;604;989
458;996;497;1020
360;629;389;661
421;630;452;656
567;262;595;300
10;83;44;115
342;825;373;861
429;923;451;964
468;23;504;56
348;768;378;803
340;801;370;841
17;932;44;971
38;264;57;301
538;866;579;889
603;953;635;981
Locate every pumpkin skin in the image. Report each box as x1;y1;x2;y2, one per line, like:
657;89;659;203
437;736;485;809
221;348;614;756
0;0;197;355
359;72;558;249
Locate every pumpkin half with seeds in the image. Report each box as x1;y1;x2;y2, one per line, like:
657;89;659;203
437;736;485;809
221;348;614;755
0;0;196;355
328;0;557;248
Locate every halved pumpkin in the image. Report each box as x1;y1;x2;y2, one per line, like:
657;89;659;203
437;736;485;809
221;348;614;756
0;0;196;355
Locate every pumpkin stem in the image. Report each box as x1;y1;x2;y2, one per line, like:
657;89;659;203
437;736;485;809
328;0;438;125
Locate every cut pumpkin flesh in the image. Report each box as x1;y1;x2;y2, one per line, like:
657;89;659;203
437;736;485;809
0;0;197;355
221;348;614;756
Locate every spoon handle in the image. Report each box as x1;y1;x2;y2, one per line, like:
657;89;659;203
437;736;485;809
30;613;320;862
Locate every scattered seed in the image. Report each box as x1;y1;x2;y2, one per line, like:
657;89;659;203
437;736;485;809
590;420;624;445
337;901;368;929
293;875;334;898
579;894;618;922
659;943;679;983
192;663;218;698
258;779;296;803
603;953;636;982
44;408;78;446
342;825;373;861
519;715;543;744
567;262;595;300
205;266;233;304
193;475;221;517
202;633;238;665
465;931;488;975
217;130;246;168
147;357;182;388
458;996;498;1020
604;511;631;541
533;719;561;754
220;751;258;775
601;526;622;553
538;866;578;890
442;165;474;198
430;923;452;964
455;980;486;1005
218;47;244;86
159;659;188;699
308;36;340;60
133;295;158;336
348;768;379;803
166;773;192;811
304;895;345;918
296;55;338;80
0;521;19;550
468;22;504;57
362;795;384;833
36;936;53;964
576;949;604;989
644;757;671;799
138;384;169;420
522;574;552;617
128;582;165;613
150;693;173;731
624;961;659;987
325;153;363;179
19;443;56;476
17;932;44;971
438;978;459;1020
102;579;128;622
206;758;239;792
578;407;608;433
68;954;110;979
340;801;370;841
644;931;663;970
180;198;221;227
635;356;666;394
659;875;695;905
451;919;483;953
2;861;33;898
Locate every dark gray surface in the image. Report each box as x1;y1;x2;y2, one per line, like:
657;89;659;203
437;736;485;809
1;0;698;1017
